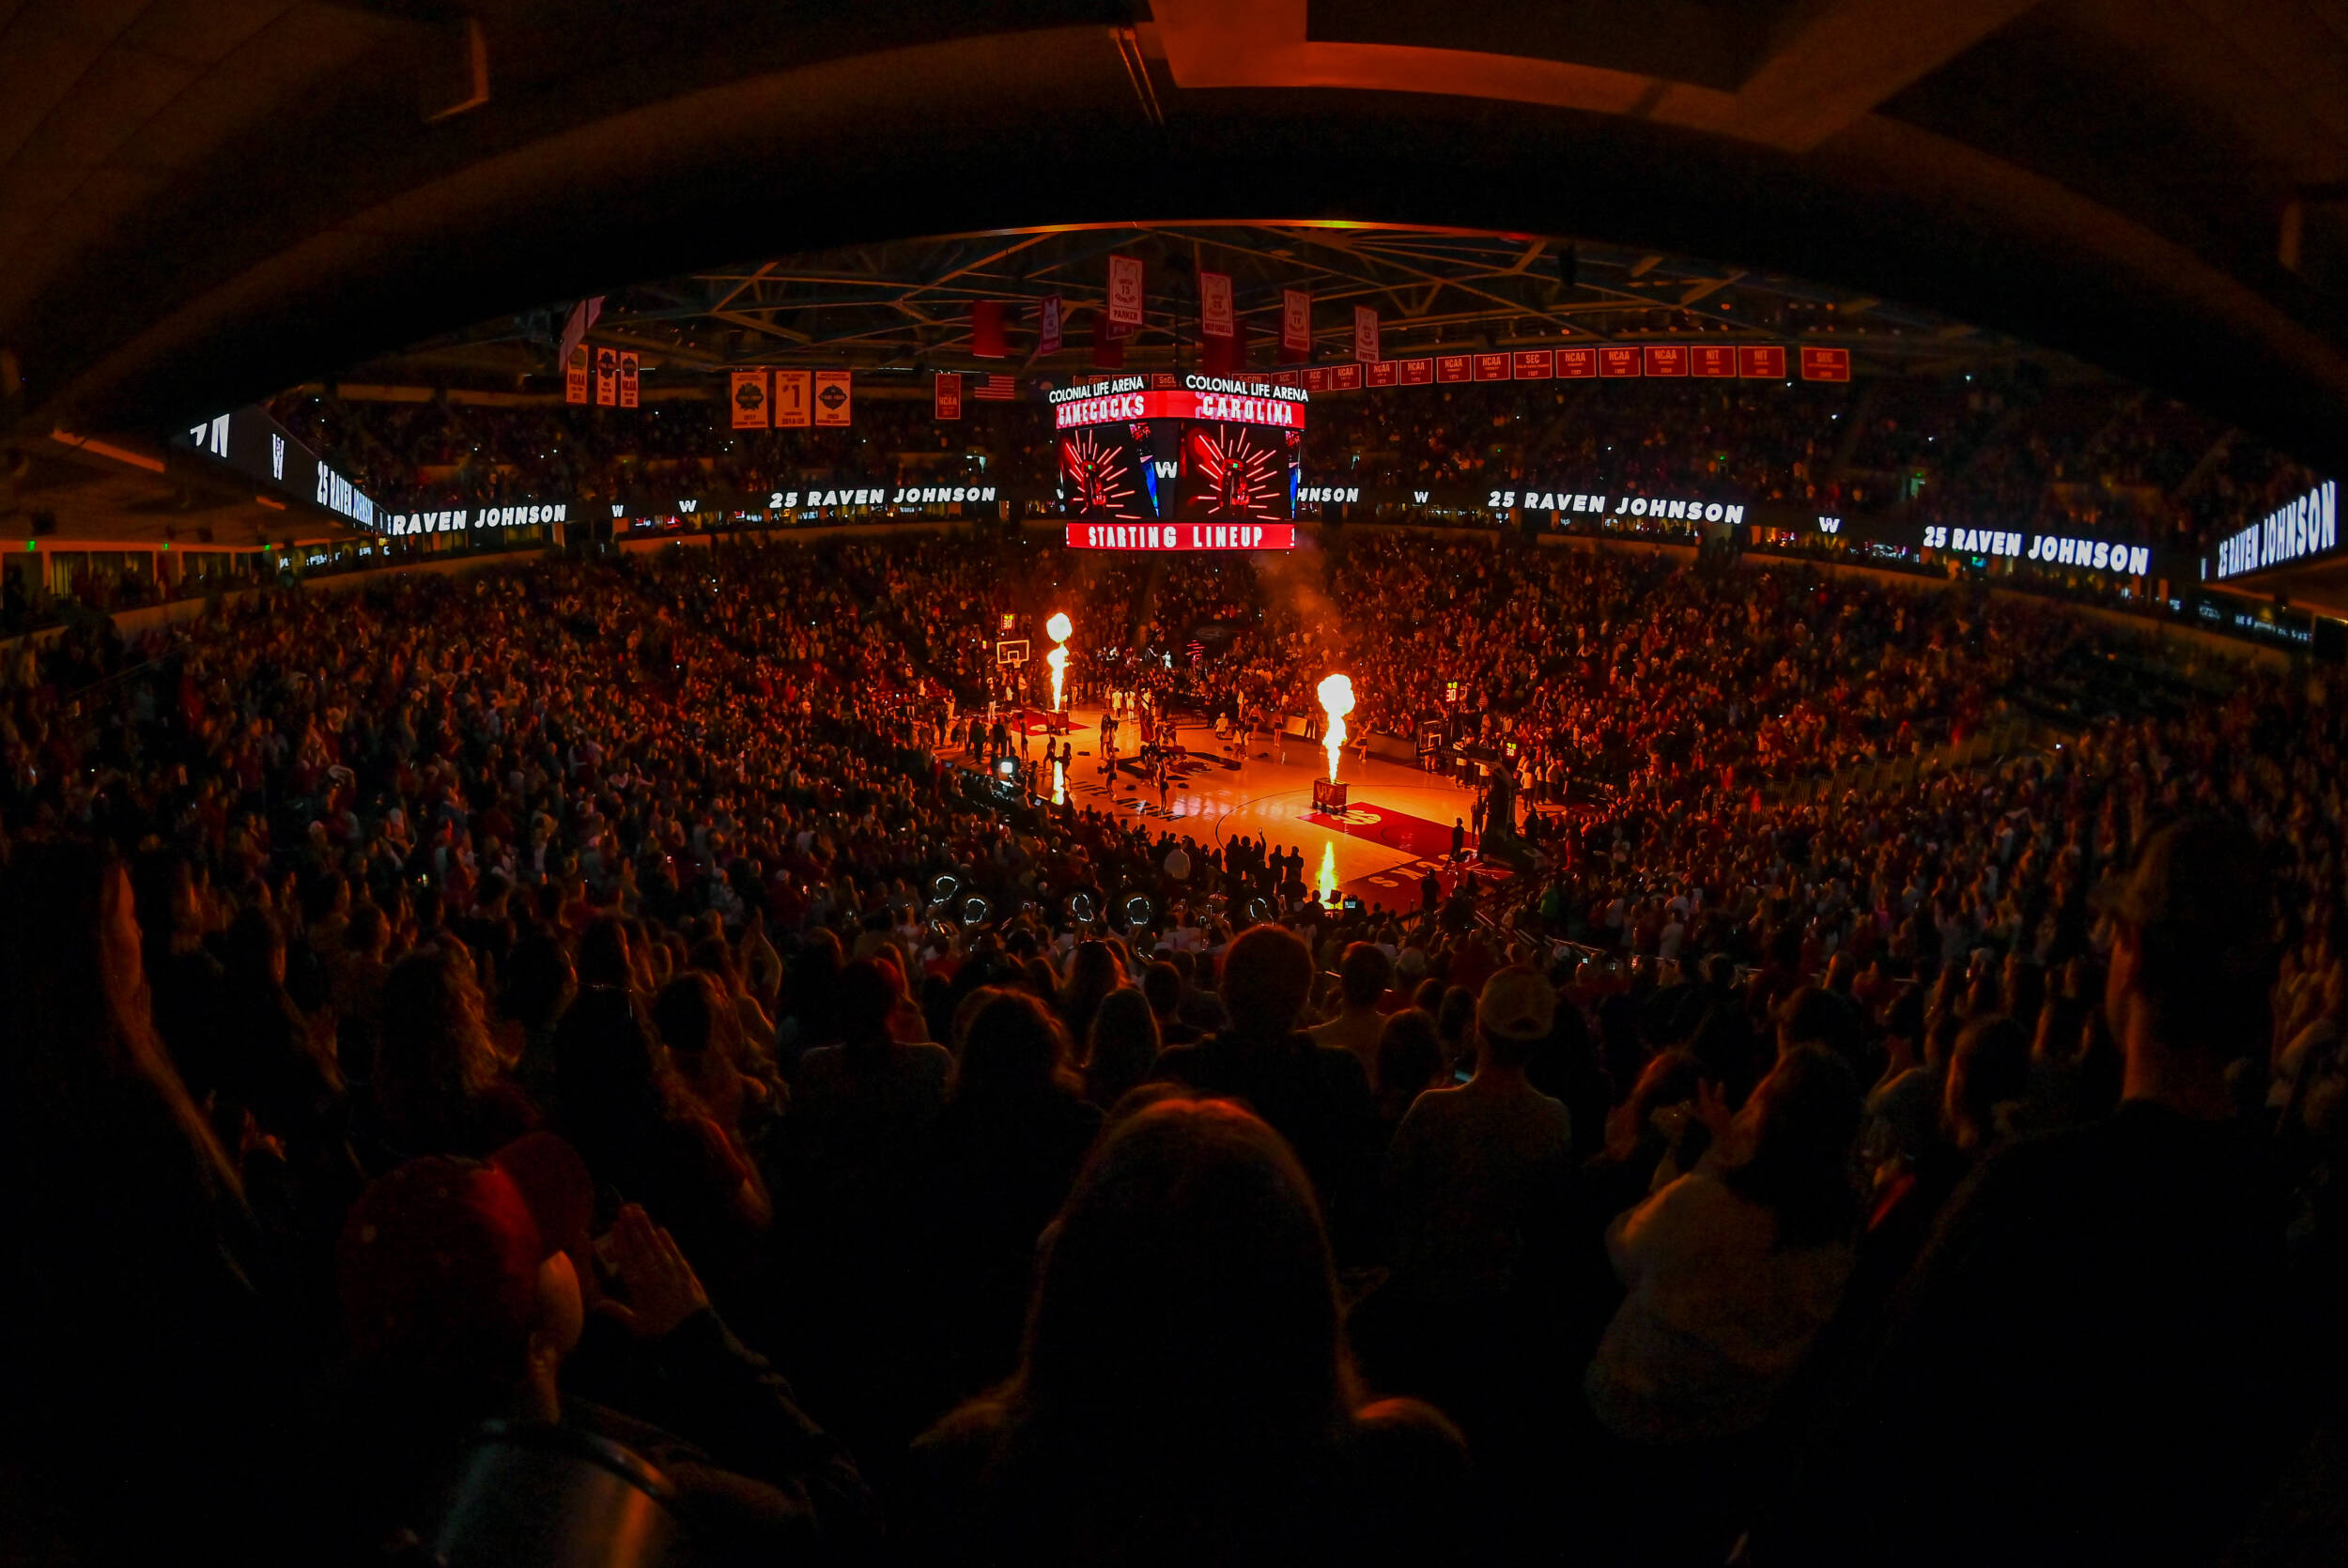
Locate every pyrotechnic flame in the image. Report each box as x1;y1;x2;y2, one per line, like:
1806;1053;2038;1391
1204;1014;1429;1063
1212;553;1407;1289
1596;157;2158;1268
1319;841;1337;905
1044;612;1072;711
1317;672;1354;784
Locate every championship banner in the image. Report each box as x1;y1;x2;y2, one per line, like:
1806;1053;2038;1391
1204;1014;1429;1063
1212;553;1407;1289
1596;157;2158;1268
1066;522;1296;552
565;346;589;405
1038;295;1063;357
1331;363;1362;390
935;372;963;421
1305;367;1331;392
773;370;811;427
972;300;1008;360
1400;358;1434;384
1644;345;1690;377
595;347;618;407
1513;349;1553;379
1557;346;1598;378
1107;254;1145;329
1800;346;1851;382
1353;305;1380;363
1691;346;1737;378
1599;346;1643;377
1281;288;1311;361
813;369;853;427
1200;271;1234;338
1475;353;1509;381
1367;360;1398;387
1738;345;1787;378
729;370;769;429
617;351;640;408
1436;354;1472;383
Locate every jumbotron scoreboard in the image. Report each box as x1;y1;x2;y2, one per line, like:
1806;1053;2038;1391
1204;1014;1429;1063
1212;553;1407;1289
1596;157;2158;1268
1053;373;1305;550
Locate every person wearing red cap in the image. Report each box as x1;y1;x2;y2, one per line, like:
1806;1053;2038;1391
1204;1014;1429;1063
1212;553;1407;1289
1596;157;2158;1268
329;1138;873;1562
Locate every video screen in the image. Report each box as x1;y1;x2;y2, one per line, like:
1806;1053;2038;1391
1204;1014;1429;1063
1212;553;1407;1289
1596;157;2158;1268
1170;422;1298;522
1057;423;1162;521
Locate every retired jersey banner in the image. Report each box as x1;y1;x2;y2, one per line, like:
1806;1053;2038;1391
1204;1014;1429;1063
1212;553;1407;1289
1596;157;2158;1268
1353;305;1380;363
1800;346;1851;382
1400;357;1434;385
1514;349;1553;379
1281;288;1311;361
1331;362;1362;390
1038;295;1063;358
1475;353;1510;381
617;351;640;408
1691;345;1737;378
1437;354;1472;383
773;370;812;428
1107;254;1145;328
730;370;769;429
1738;345;1787;378
565;346;589;405
595;346;618;407
1200;271;1234;338
1599;346;1643;377
1644;345;1689;377
1557;346;1598;378
1367;360;1398;387
935;372;963;421
813;369;853;427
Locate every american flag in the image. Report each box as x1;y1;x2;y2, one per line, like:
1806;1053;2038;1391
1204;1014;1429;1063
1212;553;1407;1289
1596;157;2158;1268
970;374;1018;401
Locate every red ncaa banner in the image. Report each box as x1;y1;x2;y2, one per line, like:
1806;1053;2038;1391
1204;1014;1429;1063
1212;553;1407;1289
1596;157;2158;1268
934;373;963;421
1556;346;1598;378
1066;522;1296;552
1738;345;1787;378
1644;345;1690;377
565;346;589;405
1107;255;1145;328
1599;346;1643;377
1353;305;1380;363
729;370;769;429
1800;346;1852;381
1367;360;1398;387
1691;346;1737;378
1200;271;1235;338
1474;353;1510;381
1400;358;1434;384
772;370;811;427
1436;355;1472;383
1331;363;1362;389
1038;295;1063;357
617;351;639;408
1513;349;1553;379
1281;288;1311;361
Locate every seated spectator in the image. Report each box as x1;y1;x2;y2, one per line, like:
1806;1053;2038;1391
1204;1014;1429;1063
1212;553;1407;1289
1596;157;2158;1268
928;990;1104;1396
905;1099;1472;1565
1371;1007;1448;1146
1140;958;1199;1046
1153;924;1379;1259
1084;984;1162;1110
330;1152;871;1560
1311;942;1396;1084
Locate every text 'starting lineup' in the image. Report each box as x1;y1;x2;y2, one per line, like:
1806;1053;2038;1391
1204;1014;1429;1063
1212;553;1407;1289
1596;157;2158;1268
1064;523;1295;551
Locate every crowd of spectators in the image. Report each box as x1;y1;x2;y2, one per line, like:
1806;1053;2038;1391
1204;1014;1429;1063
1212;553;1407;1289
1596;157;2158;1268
4;527;2344;1566
273;364;2318;555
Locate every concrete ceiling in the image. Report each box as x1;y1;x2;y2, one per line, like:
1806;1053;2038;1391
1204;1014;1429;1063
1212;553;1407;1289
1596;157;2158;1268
6;0;2348;483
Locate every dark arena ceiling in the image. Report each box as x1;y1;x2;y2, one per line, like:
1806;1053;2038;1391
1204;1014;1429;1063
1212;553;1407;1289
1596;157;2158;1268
7;1;2348;541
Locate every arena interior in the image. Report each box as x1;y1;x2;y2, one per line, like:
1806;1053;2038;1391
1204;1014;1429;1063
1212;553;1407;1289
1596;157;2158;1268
10;6;2348;1566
